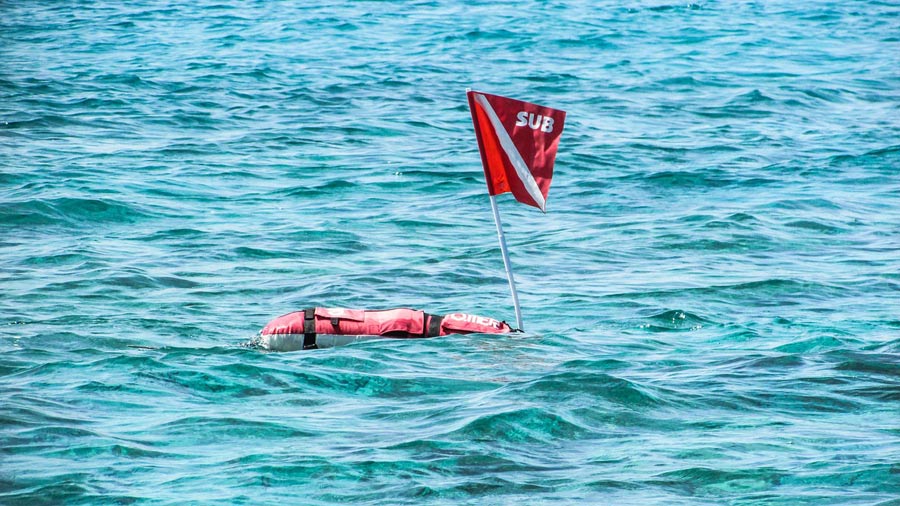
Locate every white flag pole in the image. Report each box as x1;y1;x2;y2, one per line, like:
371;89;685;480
489;194;524;331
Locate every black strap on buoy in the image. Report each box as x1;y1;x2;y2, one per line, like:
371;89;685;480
425;313;443;337
303;308;318;350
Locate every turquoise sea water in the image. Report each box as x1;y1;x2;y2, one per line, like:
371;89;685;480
2;1;899;504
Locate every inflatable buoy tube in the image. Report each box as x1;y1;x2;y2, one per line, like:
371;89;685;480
258;307;515;351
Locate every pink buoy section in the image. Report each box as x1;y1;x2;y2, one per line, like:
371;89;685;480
258;307;514;351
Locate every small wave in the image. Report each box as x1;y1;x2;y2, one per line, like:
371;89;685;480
692;91;778;118
64;96;131;109
7;425;98;447
1;114;91;130
3;476;95;503
738;354;806;370
784;219;846;234
152;416;314;439
448;407;590;444
774;336;847;353
232;246;291;259
91;72;156;89
102;274;200;289
44;442;173;459
554;35;618;50
715;279;845;303
726;89;777;106
640;310;708;331
762;197;842;211
833;351;900;378
516;370;665;408
136;368;273;399
139;227;207;242
646;3;704;12
842;384;900;402
702;212;762;230
828;144;900;172
277;179;358;196
629;169;744;189
799;86;852;103
557;358;631;371
0;197;153;227
649;466;784;495
1;405;89;429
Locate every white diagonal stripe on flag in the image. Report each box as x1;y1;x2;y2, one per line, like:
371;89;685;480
474;93;546;212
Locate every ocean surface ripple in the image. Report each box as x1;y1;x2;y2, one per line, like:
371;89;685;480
2;1;899;504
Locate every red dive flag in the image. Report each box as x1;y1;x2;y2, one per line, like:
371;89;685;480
467;90;566;212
